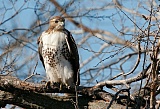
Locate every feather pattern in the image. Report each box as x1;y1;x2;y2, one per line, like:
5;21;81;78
37;16;80;86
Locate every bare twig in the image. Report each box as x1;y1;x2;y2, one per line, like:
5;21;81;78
23;62;39;82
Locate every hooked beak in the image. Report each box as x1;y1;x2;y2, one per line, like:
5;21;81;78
59;21;64;26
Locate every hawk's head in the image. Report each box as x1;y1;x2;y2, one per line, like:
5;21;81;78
49;16;65;31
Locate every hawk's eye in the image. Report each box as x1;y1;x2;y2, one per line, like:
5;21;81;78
55;21;58;23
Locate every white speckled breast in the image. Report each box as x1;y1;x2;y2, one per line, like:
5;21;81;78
41;31;74;86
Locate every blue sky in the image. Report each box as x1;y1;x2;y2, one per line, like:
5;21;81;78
0;0;159;87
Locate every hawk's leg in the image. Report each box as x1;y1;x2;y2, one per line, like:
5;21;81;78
41;80;51;88
60;83;63;91
59;83;70;91
45;81;51;88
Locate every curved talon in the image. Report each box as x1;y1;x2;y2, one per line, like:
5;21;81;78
67;85;71;89
65;84;71;89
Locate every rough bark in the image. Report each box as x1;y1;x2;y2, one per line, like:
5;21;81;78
0;73;158;109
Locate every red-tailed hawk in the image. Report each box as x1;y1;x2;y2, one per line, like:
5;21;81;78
37;16;80;88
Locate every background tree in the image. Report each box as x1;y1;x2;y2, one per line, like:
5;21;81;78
0;0;159;109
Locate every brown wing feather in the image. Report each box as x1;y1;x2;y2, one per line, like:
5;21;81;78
37;35;45;69
64;29;80;85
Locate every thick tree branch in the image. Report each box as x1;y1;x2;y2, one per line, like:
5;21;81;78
0;90;94;109
0;63;154;109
